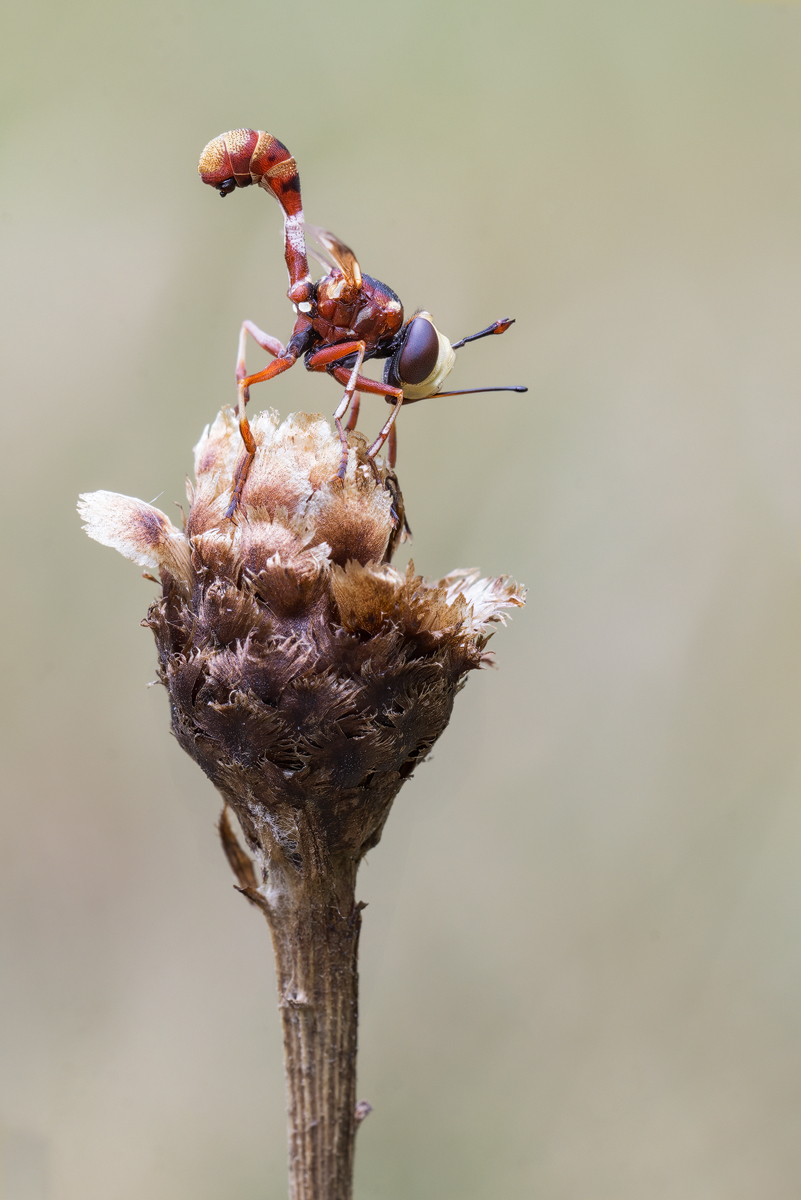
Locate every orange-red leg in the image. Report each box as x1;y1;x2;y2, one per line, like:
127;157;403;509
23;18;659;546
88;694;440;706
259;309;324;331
236;319;286;384
226;411;258;520
345;393;361;433
365;390;403;462
305;342;405;471
323;365;404;465
226;349;300;519
306;340;369;477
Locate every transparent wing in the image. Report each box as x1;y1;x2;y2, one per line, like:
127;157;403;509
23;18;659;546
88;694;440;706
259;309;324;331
305;223;362;289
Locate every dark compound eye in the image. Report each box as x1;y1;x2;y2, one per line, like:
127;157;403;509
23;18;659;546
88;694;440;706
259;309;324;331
218;177;237;197
398;317;440;385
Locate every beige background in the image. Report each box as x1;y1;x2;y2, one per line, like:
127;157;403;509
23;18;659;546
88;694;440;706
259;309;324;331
3;0;801;1196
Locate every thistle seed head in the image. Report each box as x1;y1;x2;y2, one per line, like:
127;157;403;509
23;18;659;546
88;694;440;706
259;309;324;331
79;408;524;884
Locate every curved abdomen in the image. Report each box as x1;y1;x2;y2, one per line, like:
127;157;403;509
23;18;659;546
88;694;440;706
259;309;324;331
198;129;312;304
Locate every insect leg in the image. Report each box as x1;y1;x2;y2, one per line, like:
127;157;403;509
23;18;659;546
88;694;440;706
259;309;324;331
306;340;367;420
226;346;302;520
326;368;404;464
345;393;361;433
335;349;366;475
365;392;403;462
306;340;367;477
236;320;286;385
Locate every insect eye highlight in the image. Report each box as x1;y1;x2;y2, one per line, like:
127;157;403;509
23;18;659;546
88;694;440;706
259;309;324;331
398;317;440;385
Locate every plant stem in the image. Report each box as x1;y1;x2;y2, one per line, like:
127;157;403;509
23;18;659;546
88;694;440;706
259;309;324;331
271;881;362;1200
220;809;364;1200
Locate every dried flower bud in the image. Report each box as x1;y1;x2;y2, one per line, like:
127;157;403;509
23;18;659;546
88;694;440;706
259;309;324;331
79;407;524;888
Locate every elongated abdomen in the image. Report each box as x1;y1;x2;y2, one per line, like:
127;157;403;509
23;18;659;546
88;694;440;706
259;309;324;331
198;129;311;304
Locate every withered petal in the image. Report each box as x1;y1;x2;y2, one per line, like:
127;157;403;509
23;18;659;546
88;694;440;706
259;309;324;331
78;491;191;586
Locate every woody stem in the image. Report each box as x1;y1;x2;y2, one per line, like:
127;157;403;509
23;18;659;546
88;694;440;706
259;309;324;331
219;808;365;1200
267;871;362;1200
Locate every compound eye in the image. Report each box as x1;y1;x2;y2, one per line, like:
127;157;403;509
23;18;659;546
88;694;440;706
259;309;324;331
398;316;440;385
218;177;237;197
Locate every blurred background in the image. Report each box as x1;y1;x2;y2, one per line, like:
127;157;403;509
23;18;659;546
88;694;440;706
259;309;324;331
3;0;801;1196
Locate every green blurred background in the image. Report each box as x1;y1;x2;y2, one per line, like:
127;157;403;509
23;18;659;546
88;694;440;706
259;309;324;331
3;0;801;1196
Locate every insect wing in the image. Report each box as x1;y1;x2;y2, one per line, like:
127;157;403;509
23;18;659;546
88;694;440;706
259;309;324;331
305;224;363;290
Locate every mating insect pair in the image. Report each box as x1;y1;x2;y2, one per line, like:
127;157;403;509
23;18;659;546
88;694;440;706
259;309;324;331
198;128;526;517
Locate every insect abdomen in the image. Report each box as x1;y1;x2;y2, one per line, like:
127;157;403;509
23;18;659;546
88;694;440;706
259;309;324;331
198;129;302;219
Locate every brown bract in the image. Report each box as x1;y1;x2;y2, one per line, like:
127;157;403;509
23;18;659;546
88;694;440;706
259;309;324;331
78;407;524;885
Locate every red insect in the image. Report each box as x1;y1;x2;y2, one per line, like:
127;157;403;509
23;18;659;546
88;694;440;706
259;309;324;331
198;128;526;516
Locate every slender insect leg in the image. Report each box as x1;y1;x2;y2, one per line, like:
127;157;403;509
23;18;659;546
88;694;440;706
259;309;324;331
365;391;403;461
306;340;367;477
226;350;300;519
236;320;286;383
326;367;404;464
240;347;300;393
345;393;361;433
306;341;368;417
226;383;259;521
335;349;366;475
334;346;366;476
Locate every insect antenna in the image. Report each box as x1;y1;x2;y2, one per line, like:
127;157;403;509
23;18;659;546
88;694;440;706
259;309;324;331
432;385;528;398
451;317;515;350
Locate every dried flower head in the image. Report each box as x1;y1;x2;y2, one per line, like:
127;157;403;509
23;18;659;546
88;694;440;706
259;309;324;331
79;407;524;889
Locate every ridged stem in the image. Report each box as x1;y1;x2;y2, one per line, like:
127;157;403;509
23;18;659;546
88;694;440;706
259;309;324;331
220;809;365;1200
267;880;362;1200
